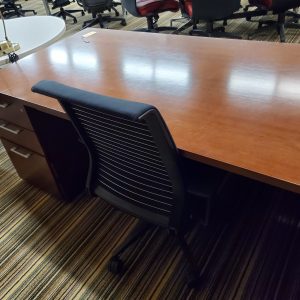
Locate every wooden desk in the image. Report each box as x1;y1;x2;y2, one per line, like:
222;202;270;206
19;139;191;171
0;29;299;199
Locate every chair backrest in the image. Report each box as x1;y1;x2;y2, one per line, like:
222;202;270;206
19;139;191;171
79;0;112;11
122;0;139;17
32;80;188;230
192;0;240;21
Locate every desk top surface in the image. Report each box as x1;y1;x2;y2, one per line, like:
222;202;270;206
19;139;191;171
0;29;299;193
0;16;65;66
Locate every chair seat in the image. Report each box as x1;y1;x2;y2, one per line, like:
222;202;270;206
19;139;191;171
52;0;71;8
137;0;178;17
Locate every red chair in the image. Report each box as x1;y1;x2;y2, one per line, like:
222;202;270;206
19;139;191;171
248;0;300;42
122;0;179;32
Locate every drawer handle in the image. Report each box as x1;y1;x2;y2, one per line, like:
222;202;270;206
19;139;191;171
0;122;21;135
0;102;9;109
10;147;32;159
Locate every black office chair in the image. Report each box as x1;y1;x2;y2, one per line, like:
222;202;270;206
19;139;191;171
1;0;36;17
181;0;241;38
122;0;179;32
247;0;300;42
32;80;226;287
52;0;85;24
79;0;126;29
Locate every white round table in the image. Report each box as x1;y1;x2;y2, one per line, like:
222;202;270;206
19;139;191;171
0;16;65;66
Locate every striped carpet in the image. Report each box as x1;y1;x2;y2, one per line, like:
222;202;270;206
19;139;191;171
1;140;300;299
1;2;300;299
11;0;300;43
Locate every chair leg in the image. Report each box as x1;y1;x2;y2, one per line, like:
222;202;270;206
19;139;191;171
111;6;119;16
97;14;105;28
111;220;152;258
82;17;101;29
277;12;286;42
174;232;200;288
63;10;77;23
146;16;155;30
82;14;126;29
108;220;152;274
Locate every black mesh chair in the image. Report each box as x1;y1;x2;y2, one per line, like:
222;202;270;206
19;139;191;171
1;0;36;17
247;0;300;42
187;0;241;37
52;0;85;24
32;80;226;287
78;0;126;29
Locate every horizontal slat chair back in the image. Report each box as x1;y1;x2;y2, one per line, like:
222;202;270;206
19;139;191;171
31;80;186;229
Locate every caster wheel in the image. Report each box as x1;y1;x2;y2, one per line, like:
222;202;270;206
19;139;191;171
34;12;37;15
115;11;120;16
73;18;77;24
81;11;85;16
108;257;123;274
121;20;126;26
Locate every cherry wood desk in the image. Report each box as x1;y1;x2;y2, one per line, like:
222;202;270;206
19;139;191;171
0;29;299;200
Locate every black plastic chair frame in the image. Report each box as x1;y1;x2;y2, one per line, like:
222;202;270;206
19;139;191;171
31;80;227;288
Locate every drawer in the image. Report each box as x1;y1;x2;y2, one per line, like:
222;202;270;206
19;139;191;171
0;96;33;130
2;139;59;197
0;120;43;155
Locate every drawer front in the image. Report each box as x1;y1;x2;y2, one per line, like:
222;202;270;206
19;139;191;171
0;96;33;130
2;139;59;197
0;120;43;155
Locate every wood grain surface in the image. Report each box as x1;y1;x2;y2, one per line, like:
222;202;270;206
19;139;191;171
0;29;299;193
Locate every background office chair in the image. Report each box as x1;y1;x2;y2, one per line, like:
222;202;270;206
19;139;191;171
247;0;300;42
122;0;179;32
32;80;226;287
52;0;85;23
79;0;126;29
182;0;241;37
0;0;36;17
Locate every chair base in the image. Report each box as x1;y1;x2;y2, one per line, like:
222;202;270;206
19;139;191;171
189;22;241;39
250;11;300;42
172;20;193;34
2;2;36;18
53;7;85;23
107;219;200;287
134;26;178;33
82;14;126;29
135;15;177;33
225;6;268;22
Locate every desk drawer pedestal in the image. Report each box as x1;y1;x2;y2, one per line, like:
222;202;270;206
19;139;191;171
0;96;88;201
2;139;60;196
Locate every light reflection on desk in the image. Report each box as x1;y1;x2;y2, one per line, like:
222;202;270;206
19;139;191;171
71;52;99;71
49;48;100;71
227;67;276;101
49;49;69;65
121;53;191;96
277;78;300;102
